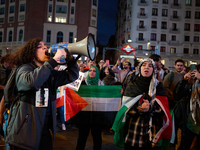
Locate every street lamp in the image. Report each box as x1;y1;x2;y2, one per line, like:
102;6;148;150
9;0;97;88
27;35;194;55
127;39;132;43
147;42;150;50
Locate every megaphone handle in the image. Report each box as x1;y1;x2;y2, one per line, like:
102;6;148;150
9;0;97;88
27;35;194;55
75;55;81;61
57;48;71;65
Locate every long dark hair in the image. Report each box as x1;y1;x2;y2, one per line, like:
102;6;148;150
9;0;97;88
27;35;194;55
10;38;42;67
99;66;115;80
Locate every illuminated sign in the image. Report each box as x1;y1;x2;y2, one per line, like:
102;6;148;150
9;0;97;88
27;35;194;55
121;44;136;54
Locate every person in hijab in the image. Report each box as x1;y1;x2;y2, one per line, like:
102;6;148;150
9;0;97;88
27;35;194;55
76;66;104;150
112;58;172;150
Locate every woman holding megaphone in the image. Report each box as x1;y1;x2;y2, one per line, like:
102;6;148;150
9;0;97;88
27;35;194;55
5;38;79;150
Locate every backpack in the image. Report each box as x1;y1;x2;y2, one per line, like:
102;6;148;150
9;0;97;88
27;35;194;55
4;66;22;109
4;63;36;109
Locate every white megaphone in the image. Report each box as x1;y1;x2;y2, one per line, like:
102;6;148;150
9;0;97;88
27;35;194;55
48;33;96;61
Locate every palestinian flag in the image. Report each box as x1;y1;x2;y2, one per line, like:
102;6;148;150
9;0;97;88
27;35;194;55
63;88;89;121
75;85;122;124
76;85;121;111
56;88;64;108
112;94;143;147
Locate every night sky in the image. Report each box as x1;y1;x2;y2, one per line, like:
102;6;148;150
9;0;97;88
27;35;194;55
97;0;118;46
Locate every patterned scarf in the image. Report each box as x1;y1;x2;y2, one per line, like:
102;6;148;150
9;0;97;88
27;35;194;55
86;66;99;85
190;80;200;124
135;58;159;101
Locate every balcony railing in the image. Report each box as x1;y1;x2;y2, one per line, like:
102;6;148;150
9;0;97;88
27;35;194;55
170;28;180;34
138;0;148;6
137;25;147;31
170;16;180;21
137;13;147;18
171;3;181;9
136;38;147;43
169;40;180;45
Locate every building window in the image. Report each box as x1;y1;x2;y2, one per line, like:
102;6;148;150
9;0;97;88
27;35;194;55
184;23;190;31
153;0;159;3
18;29;23;41
49;4;52;13
57;31;63;43
9;16;14;22
70;17;74;24
91;20;96;26
194;24;200;31
151;21;157;28
92;9;96;17
162;9;168;16
20;4;25;12
10;6;15;13
150;46;155;51
160;46;166;52
196;0;200;6
186;0;192;5
0;32;2;42
0;18;4;23
151;33;156;41
185;36;190;41
10;0;15;2
172;23;177;30
185;11;191;18
19;15;25;21
194;36;199;42
69;32;73;43
161;21;167;29
1;0;5;4
163;0;168;4
140;8;145;15
57;0;68;2
172;35;176;41
170;47;176;53
71;6;74;14
173;11;178;18
193;49;199;54
161;34;166;41
0;8;4;15
47;30;51;43
93;0;97;6
195;12;200;19
56;5;67;14
139;20;144;28
72;0;75;3
55;16;66;23
139;33;144;40
174;0;179;5
184;48;189;54
8;31;12;42
138;45;143;49
152;8;158;16
48;15;52;22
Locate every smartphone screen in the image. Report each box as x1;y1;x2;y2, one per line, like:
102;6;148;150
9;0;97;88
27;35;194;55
106;60;109;66
190;64;196;72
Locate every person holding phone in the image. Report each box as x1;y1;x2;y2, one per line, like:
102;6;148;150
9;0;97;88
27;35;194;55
173;64;200;150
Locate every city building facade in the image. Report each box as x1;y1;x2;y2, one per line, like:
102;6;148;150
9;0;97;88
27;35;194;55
0;0;98;56
116;0;200;69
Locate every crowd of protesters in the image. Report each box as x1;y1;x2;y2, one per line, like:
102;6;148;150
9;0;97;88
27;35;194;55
75;52;199;150
0;46;200;150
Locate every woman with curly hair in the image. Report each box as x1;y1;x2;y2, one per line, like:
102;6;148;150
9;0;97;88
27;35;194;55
4;38;79;150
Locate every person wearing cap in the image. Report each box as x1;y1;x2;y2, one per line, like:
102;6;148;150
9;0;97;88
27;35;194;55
98;60;105;70
112;58;172;150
